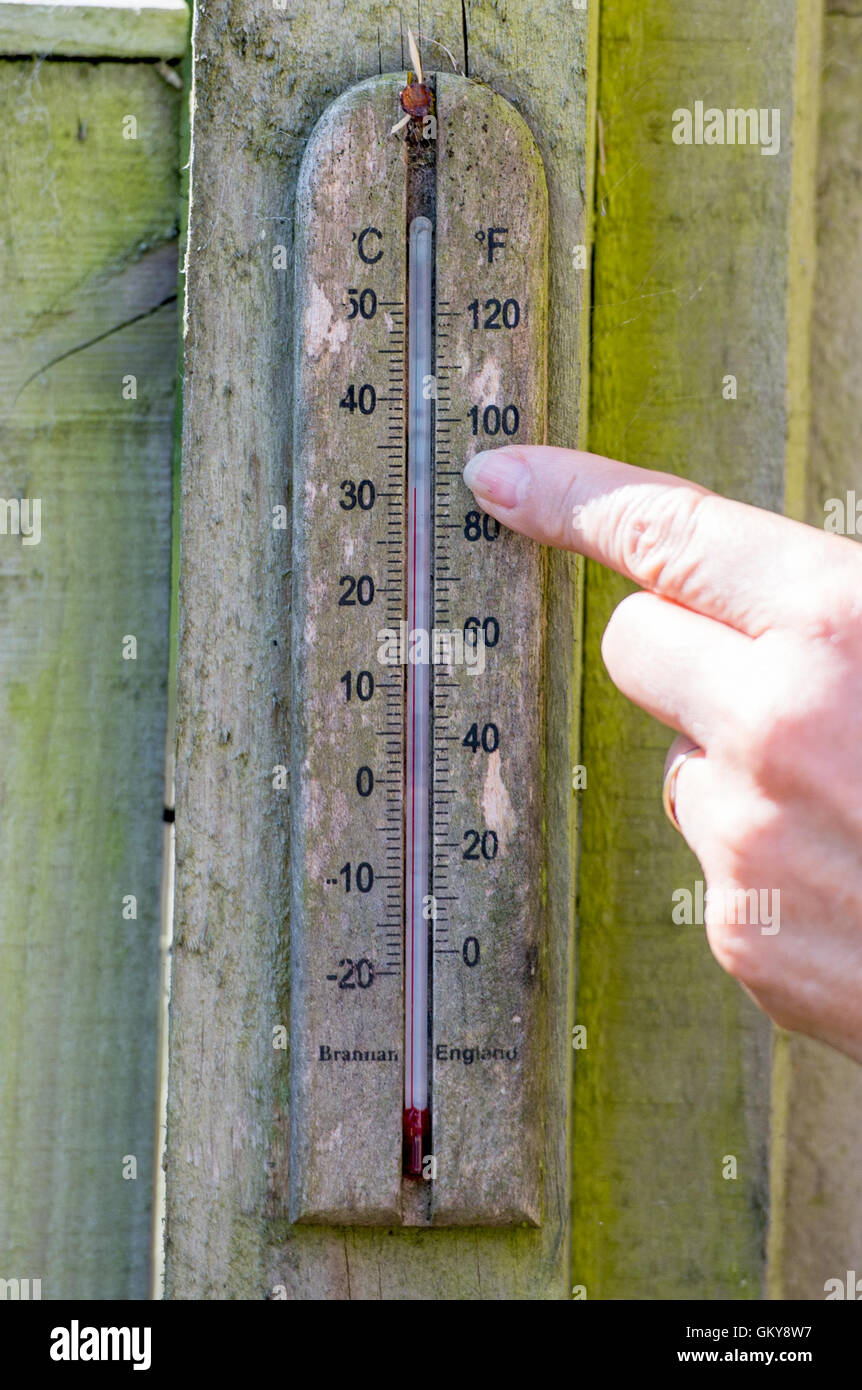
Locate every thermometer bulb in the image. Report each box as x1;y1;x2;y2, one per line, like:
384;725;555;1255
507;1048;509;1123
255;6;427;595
403;1105;430;1178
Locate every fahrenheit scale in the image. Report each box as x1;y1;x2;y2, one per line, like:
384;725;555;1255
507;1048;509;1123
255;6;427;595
290;69;548;1227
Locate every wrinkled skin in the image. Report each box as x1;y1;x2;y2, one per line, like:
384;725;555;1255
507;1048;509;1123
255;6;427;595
464;444;862;1063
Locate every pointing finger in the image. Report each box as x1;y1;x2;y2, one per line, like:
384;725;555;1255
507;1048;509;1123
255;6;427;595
462;444;861;637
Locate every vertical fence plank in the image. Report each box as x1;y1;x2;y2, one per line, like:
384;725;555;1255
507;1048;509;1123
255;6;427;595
167;0;590;1299
769;0;862;1302
0;58;179;1300
573;0;820;1298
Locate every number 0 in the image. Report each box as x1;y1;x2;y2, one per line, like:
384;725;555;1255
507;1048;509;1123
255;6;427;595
462;936;480;966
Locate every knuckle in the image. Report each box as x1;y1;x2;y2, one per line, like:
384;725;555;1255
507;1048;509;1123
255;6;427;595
713;637;822;792
600;591;644;663
707;794;784;881
608;487;709;597
721;633;862;797
796;561;862;641
706;919;769;991
721;691;792;792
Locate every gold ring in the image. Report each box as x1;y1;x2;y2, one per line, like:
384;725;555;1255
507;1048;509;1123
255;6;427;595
662;742;705;833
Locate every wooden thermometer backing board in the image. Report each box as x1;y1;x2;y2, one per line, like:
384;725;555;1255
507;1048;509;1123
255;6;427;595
290;71;548;1227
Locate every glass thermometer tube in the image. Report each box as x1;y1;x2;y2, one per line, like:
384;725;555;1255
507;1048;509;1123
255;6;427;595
403;215;433;1177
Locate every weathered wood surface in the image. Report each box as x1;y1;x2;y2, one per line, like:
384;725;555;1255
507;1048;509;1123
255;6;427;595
0;59;179;1299
0;0;188;58
431;72;548;1226
168;0;588;1298
573;0;820;1299
289;76;407;1226
770;0;862;1302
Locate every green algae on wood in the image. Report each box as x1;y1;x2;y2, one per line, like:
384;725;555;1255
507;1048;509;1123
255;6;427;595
0;59;179;1299
769;2;862;1303
0;0;189;59
572;0;818;1299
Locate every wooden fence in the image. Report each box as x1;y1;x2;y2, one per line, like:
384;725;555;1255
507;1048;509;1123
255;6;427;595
1;0;861;1301
0;0;187;1300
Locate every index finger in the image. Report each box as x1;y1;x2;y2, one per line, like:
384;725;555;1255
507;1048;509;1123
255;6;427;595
462;445;860;637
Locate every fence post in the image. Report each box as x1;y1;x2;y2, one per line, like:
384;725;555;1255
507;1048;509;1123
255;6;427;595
166;0;590;1299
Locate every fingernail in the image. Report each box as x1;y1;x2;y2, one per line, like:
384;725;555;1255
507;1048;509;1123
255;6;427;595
463;449;529;509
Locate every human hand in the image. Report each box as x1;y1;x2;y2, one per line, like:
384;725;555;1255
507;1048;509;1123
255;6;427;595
463;444;862;1063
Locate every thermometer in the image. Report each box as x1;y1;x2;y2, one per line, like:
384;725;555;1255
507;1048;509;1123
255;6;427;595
290;61;548;1226
403;213;433;1176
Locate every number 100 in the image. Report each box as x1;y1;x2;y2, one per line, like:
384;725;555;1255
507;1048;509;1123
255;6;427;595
469;403;519;437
